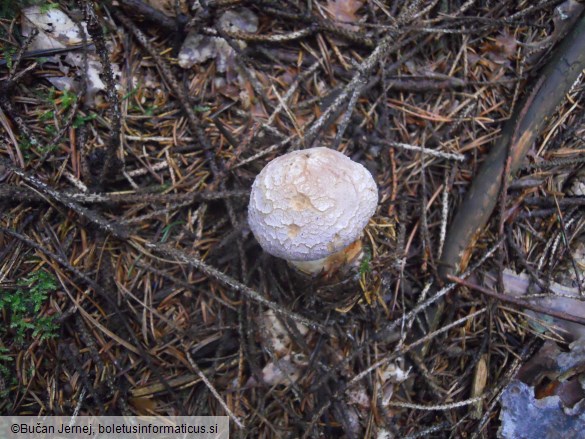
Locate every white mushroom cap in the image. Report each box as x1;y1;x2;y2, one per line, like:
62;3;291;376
248;147;378;262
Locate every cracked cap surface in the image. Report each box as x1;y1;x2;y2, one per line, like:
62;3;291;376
248;147;378;261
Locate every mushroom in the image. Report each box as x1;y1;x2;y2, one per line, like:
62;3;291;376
248;147;378;276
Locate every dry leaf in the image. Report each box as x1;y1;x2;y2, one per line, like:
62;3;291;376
325;0;364;30
21;6;120;103
259;309;308;356
178;8;258;71
471;355;488;419
21;6;84;50
480;32;517;65
499;340;585;438
143;0;188;17
129;396;157;413
260;355;302;385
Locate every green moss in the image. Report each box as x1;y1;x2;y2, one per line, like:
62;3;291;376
0;270;59;344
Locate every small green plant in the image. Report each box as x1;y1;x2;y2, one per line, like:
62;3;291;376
0;0;20;20
18;138;35;162
0;0;53;20
73;112;97;128
59;88;77;111
44;124;57;136
39;2;58;14
122;84;140;101
37;143;58;154
19;138;34;151
144;104;157;116
32;88;83;151
359;250;372;276
0;346;14;399
39;109;54;122
2;47;15;69
0;347;12;378
161;221;185;243
0;270;59;343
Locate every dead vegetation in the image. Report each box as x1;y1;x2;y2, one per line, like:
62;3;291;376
1;0;585;437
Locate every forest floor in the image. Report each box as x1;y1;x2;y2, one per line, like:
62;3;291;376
1;0;585;437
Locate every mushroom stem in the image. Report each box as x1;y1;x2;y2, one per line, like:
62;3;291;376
289;240;364;276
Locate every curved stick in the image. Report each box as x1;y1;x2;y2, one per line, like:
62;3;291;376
440;12;585;279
